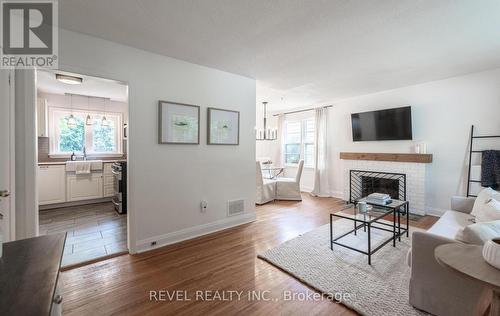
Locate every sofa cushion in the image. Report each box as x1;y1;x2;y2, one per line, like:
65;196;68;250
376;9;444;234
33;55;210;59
455;220;500;245
472;187;500;217
427;210;475;239
474;198;500;223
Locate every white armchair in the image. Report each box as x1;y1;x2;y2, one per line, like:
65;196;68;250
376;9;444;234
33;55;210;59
256;161;276;205
276;160;304;201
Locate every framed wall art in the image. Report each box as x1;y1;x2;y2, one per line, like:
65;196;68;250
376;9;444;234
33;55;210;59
158;101;200;144
207;107;240;145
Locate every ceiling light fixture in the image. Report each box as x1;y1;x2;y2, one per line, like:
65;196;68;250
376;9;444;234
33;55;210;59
56;74;83;85
101;98;109;126
86;96;92;125
256;102;277;141
67;95;77;127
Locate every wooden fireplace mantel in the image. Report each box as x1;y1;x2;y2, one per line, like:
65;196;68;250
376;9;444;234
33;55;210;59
340;152;433;163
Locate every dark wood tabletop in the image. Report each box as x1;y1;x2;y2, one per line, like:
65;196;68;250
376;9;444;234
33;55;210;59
0;233;66;316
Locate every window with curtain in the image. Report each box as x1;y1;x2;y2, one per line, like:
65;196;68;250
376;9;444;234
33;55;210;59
284;118;315;167
49;108;123;156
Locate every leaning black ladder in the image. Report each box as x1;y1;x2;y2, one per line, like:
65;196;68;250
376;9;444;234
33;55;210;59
466;125;500;197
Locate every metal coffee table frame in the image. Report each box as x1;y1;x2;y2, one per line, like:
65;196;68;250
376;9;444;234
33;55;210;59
329;200;409;265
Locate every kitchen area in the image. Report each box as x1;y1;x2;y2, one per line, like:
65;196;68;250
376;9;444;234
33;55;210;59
36;70;129;267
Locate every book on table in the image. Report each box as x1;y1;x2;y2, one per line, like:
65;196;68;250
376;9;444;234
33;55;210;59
366;193;392;205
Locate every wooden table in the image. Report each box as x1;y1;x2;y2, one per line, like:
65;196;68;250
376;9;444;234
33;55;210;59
0;233;66;316
435;243;500;316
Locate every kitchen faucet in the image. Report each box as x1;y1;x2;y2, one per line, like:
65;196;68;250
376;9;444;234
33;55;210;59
82;146;87;160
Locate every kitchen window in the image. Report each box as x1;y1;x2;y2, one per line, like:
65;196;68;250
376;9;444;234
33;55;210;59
284;118;315;167
49;108;123;157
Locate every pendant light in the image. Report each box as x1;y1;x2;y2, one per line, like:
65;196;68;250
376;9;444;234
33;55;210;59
101;97;109;126
67;94;77;127
255;102;277;141
86;96;92;125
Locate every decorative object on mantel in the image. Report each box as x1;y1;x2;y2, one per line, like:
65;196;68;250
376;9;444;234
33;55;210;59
483;238;500;270
413;142;427;154
158;100;200;144
256;102;277;141
207;107;240;145
340;152;433;163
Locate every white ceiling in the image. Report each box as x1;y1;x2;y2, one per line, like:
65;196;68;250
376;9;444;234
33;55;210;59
59;0;500;110
37;70;128;102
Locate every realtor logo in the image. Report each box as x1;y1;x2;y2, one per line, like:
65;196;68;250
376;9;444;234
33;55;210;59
1;0;58;68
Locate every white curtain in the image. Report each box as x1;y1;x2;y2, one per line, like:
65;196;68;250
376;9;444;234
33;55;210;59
311;107;330;196
275;114;285;166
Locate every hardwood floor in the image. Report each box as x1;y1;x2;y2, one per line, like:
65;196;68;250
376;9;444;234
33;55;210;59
61;195;438;316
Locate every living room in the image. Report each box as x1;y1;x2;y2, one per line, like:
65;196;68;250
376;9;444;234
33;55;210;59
1;1;500;316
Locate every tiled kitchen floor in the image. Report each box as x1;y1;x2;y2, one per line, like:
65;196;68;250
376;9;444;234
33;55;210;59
39;202;127;267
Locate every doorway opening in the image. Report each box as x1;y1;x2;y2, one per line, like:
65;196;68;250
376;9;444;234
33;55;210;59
36;69;129;267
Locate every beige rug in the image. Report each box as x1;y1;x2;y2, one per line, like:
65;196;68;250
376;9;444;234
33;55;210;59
258;219;427;316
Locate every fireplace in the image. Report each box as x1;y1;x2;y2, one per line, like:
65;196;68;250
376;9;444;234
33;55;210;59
349;170;406;203
361;176;399;199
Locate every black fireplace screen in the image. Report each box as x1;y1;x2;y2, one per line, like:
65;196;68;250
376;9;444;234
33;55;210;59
349;170;406;203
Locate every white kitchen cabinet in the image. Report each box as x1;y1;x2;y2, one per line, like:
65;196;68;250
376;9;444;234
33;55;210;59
37;98;48;137
66;173;104;202
38;165;66;205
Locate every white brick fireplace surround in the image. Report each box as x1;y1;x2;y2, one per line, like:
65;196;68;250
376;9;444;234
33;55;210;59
342;159;427;216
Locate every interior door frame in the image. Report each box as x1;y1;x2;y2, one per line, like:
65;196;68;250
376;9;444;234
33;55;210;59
9;70;16;241
1;70;16;241
34;68;134;253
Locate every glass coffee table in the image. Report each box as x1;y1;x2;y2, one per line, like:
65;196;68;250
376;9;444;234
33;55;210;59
330;202;408;265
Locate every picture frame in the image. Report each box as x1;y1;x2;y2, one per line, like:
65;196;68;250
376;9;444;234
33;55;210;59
158;100;200;144
207;107;240;145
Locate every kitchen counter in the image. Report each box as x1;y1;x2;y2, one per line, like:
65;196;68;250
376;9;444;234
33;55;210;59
0;234;66;316
39;159;126;165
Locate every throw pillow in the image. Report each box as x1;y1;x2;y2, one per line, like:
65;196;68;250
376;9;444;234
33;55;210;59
455;220;500;245
471;187;500;217
474;198;500;223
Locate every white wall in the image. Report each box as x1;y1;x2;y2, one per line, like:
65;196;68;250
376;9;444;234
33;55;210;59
56;29;256;252
256;68;500;214
329;68;500;213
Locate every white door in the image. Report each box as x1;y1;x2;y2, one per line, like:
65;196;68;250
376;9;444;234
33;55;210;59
0;70;14;241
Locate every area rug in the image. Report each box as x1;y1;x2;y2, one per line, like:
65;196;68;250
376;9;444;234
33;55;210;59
258;219;427;316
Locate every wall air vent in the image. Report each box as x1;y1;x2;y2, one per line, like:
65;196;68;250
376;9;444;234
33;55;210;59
227;199;245;217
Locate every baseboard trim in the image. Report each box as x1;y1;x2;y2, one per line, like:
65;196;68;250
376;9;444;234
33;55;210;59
331;191;344;199
426;207;446;217
39;197;112;210
306;190;344;198
301;186;313;192
135;212;257;253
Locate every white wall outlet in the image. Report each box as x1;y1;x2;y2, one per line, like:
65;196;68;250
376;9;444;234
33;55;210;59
200;200;208;212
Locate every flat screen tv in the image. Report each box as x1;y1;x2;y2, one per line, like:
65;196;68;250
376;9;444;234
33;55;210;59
351;106;412;141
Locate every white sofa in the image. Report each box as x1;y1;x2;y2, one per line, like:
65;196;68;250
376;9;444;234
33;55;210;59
408;196;491;316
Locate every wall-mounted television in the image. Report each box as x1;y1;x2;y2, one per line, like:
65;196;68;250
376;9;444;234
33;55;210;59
351;106;412;141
